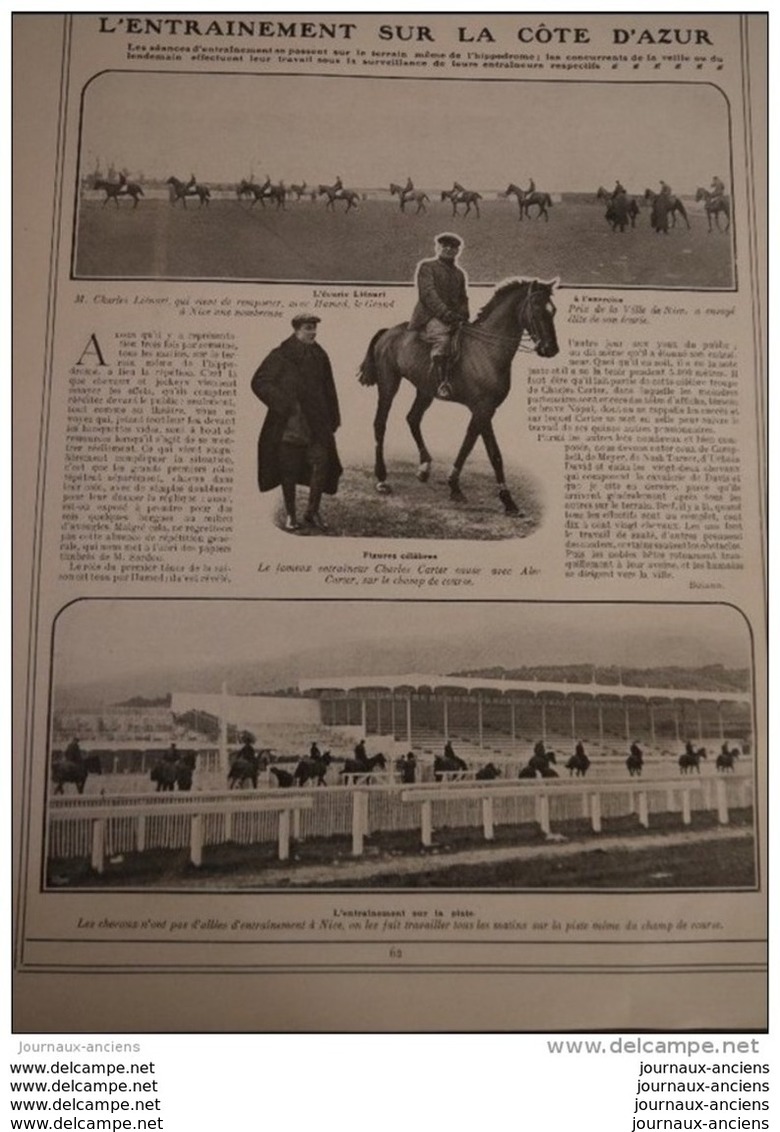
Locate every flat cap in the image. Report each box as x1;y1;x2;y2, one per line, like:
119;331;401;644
436;233;462;248
291;312;321;327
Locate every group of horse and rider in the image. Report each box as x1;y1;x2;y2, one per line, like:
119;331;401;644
599;174;729;233
251;230;559;532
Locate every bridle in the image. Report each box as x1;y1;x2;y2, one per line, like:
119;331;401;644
461;282;555;353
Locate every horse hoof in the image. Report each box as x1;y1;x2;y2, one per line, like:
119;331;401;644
376;481;392;495
449;488;466;503
417;463;431;483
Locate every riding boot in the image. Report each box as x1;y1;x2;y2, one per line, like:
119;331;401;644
431;356;453;400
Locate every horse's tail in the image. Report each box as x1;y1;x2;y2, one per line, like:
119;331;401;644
358;328;387;386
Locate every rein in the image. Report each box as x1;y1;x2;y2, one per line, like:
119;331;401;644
460;285;548;353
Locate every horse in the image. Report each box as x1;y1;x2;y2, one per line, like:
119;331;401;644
626;749;644;777
441;188;481;218
237;178;286;209
228;746;270;789
518;764;538;779
358;278;559;513
434;753;469;781
318;184;360;211
93;177;144;209
341;752;387;782
527;749;557;776
289;181;308;200
504;184;553;221
51;750;102;795
595;187;639;232
643;189;689;233
167;176;211;208
679;747;707;774
293;751;332;787
475;763;501;781
390;183;429;214
270;766;294;788
566;751;590;777
150;757;177;792
695;187;730;232
716;747;740;772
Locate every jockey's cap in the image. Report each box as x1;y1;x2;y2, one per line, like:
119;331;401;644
291;312;321;327
437;233;462;248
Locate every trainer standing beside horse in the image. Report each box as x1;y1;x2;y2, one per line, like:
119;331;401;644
409;233;470;399
251;313;342;532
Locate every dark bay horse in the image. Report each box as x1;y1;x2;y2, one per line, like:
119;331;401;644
566;751;590;777
51;750;102;795
318;184;360;211
441;188;481;217
93;178;144;208
679;747;707;774
434;752;468;780
505;184;553;221
644;188;689;232
167;176;211;207
293;751;332;787
596;187;639;231
716;747;740;772
358;278;559;514
237;177;286;208
695;187;730;232
390;183;429;213
341;752;386;782
289;181;308;200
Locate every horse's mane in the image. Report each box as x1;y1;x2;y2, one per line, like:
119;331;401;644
474;279;534;323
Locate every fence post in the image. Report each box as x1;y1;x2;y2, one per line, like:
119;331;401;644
536;793;550;835
637;791;649;828
421;799;433;847
715;777;729;825
681;789;692;826
590;792;601;833
278;809;291;860
351;791;366;857
91;819;105;874
190;813;203;867
482;796;494;841
224;812;233;842
136;814;146;853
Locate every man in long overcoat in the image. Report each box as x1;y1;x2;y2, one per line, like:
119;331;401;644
251;313;342;532
409;233;470;399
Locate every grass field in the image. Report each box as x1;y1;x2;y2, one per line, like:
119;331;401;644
275;460;544;540
75;197;733;288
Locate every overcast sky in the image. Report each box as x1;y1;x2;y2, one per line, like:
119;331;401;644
81;72;730;194
54;599;749;691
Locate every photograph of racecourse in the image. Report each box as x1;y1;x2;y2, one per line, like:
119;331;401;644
46;599;756;891
74;72;734;287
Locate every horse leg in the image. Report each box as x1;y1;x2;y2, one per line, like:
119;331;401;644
479;418;523;515
406;389;435;481
447;413;484;501
373;374;401;493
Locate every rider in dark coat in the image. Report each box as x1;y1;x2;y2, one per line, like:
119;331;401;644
409;234;470;399
251;314;342;532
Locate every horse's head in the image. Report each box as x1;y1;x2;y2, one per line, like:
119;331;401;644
521;280;560;358
695;187;707;201
440;190;450;201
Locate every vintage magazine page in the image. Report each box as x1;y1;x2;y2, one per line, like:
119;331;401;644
13;12;767;1032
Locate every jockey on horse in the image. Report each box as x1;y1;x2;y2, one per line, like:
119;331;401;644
409;233;470;400
710;174;726;203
